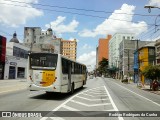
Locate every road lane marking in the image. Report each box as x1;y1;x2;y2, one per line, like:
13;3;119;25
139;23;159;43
40;90;82;120
76;95;109;101
83;91;107;95
62;104;80;111
40;86;116;120
70;100;111;107
62;105;116;116
80;93;95;97
104;86;124;120
81;92;108;97
114;82;160;107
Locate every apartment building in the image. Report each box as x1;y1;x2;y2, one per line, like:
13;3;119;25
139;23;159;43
96;35;112;67
109;33;135;68
61;39;77;61
119;39;150;80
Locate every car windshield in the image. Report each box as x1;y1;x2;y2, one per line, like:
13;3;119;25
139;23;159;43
30;53;58;70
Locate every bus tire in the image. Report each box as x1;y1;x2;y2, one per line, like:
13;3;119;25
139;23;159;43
70;83;74;94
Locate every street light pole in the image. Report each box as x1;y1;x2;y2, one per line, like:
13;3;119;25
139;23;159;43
144;5;160;13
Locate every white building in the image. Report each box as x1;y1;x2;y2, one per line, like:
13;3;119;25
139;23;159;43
4;33;30;79
109;33;135;68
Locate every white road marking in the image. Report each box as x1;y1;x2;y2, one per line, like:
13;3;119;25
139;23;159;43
83;91;107;95
40;91;82;120
76;95;109;101
40;86;115;120
81;92;108;97
62;105;80;111
104;86;124;120
62;105;115;116
80;93;95;97
114;82;160;107
70;100;111;107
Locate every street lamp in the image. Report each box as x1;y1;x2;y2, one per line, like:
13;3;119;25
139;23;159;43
144;5;160;13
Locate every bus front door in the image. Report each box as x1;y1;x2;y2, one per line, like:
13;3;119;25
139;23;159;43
68;62;71;92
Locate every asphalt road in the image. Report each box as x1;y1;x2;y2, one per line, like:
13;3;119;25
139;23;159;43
0;77;160;120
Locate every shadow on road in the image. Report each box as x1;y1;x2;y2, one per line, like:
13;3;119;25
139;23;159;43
29;87;87;101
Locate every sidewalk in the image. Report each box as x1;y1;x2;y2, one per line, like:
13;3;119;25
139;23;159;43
116;79;160;95
0;79;29;94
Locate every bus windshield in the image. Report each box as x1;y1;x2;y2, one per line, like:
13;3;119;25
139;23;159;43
30;53;58;70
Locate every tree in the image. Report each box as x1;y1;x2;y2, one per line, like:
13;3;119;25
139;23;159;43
142;65;160;90
97;58;108;76
142;65;160;80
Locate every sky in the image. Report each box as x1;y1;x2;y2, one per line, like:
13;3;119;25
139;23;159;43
0;0;160;71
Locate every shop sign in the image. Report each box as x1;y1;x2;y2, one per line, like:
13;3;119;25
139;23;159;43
10;62;17;66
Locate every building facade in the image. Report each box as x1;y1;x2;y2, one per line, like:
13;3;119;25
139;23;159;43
23;27;61;53
138;42;155;85
109;33;135;69
155;39;160;65
119;40;150;80
4;33;30;79
0;35;6;79
61;39;77;61
97;35;112;66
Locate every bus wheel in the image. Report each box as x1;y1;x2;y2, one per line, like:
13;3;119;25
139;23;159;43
70;83;74;94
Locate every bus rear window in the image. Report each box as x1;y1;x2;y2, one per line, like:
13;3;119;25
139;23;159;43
30;53;58;70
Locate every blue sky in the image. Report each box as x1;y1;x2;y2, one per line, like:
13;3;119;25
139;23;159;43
0;0;160;70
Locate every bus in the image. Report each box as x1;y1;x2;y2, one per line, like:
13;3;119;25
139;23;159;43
28;53;87;93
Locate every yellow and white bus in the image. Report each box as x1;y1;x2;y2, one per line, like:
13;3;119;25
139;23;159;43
28;53;87;93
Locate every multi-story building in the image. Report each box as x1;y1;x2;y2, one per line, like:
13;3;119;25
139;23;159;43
138;42;155;85
4;32;30;79
23;27;61;53
109;33;135;69
61;39;77;61
155;39;160;65
119;40;149;80
0;35;6;79
96;35;112;67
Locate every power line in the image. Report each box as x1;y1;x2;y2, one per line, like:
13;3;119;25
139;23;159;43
0;2;155;26
137;19;160;40
4;0;159;17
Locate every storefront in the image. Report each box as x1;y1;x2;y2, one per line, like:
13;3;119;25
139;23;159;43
4;57;27;79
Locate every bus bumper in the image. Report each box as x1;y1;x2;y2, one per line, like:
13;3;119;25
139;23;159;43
29;84;61;93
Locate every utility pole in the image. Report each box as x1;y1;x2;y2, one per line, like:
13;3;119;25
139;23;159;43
127;49;130;83
137;39;139;84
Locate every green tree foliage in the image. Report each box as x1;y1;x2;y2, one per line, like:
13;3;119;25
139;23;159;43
142;65;160;80
98;58;108;75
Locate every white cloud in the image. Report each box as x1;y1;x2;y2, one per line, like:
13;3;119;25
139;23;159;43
147;0;160;6
45;16;79;34
78;4;148;37
82;44;92;49
77;51;96;71
0;0;43;27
